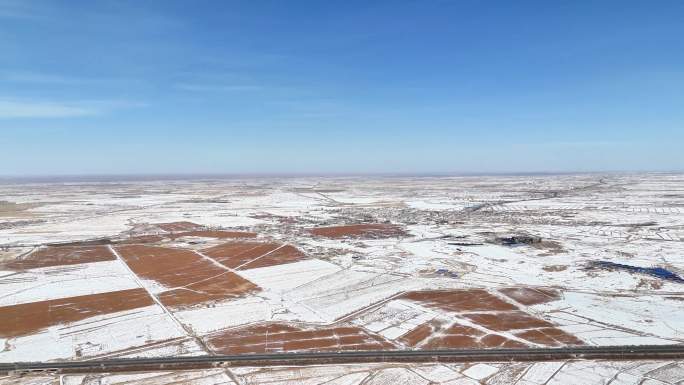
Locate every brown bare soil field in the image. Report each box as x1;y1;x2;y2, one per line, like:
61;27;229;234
401;289;518;312
170;230;257;239
399;320;527;349
116;235;166;244
463;311;554;331
115;245;259;307
498;287;561;305
157;273;257;308
1;245;116;270
155;221;205;232
115;230;256;245
401;289;583;348
0;288;153;338
514;327;584;346
309;223;407;238
207;323;395;354
202;242;306;270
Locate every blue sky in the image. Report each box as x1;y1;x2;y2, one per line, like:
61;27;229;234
1;0;683;175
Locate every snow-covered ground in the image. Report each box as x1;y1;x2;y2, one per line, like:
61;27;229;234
0;260;138;306
0;305;187;362
1;173;683;383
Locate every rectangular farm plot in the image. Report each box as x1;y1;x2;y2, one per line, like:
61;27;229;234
237;258;341;292
309;223;407;239
115;245;259;308
514;327;585;346
206;323;395;354
1;245;116;270
398;320;527;349
397;289;584;348
170;230;257;239
154;221;205;232
285;269;423;322
152;222;257;239
351;299;436;340
463;311;555;331
402;289;518;312
0;305;188;362
0;260;140;307
0;288;153;338
157;273;257;308
201;241;306;270
498;287;561;305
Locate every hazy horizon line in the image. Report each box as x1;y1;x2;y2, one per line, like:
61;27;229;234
1;170;682;184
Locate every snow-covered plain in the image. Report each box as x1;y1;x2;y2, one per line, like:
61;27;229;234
0;305;186;362
1;173;683;384
0;260;138;306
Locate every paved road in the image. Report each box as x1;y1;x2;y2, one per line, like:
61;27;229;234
3;345;684;374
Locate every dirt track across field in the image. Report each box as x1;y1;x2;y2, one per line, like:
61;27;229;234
115;245;259;307
400;289;583;348
202;242;306;269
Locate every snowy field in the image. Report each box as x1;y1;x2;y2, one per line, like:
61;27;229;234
1;173;683;383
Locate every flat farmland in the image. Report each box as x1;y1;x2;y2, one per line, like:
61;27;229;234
115;245;259;308
202;241;307;269
309;223;408;239
0;173;683;379
1;245;116;269
0;288;153;338
206;323;395;354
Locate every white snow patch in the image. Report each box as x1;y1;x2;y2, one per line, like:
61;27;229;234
517;362;566;385
0;260;139;306
462;363;499;380
534;292;684;343
352;299;436;340
174;297;271;335
0;305;185;362
238;259;341;292
284;268;423;322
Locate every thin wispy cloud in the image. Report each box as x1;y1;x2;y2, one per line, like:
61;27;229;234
175;83;264;92
0;100;94;118
0;71;146;89
0;99;145;119
172;70;279;94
